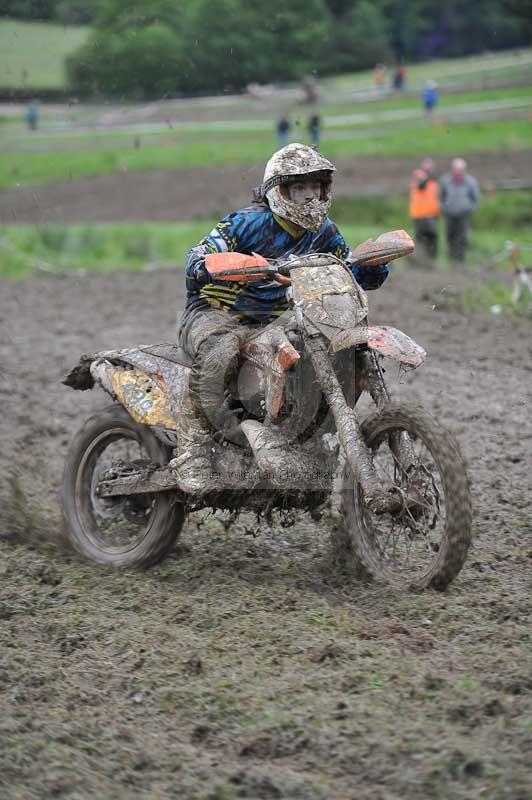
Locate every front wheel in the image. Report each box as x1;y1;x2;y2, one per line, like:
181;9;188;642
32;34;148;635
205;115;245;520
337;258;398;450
63;404;185;567
340;402;472;590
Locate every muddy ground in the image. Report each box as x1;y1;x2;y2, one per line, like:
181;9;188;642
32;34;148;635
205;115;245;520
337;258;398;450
1;150;531;225
0;265;531;800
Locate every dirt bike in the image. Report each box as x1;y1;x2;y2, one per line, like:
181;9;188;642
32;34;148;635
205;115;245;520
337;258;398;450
62;231;472;590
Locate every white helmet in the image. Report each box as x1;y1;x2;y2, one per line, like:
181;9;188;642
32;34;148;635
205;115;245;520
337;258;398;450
260;143;335;232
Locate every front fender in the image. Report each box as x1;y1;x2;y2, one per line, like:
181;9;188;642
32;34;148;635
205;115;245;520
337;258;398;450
367;326;426;368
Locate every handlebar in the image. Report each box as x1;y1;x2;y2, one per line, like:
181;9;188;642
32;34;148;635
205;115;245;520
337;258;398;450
205;231;414;283
211;253;345;281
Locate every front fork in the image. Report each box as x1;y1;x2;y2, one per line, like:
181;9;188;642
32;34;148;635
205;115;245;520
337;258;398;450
306;338;412;514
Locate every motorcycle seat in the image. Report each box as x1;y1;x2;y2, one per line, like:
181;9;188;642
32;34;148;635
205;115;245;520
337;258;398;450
127;343;194;368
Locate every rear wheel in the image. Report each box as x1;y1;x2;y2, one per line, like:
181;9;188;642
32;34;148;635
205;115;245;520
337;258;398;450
63;404;185;567
340;402;472;590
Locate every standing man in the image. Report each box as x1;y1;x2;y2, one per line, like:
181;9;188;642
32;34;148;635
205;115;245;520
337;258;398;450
277;116;290;148
374;63;386;93
408;157;440;263
26;100;39;130
392;64;406;91
308;113;321;147
439;158;481;265
422;80;438;116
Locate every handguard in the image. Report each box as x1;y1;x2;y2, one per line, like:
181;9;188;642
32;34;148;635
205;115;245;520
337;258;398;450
352;230;415;266
205;251;272;282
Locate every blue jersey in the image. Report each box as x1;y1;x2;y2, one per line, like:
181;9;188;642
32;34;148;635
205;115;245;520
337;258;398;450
184;204;388;323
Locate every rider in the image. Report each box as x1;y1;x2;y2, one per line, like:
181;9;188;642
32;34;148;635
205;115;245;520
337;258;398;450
173;143;390;493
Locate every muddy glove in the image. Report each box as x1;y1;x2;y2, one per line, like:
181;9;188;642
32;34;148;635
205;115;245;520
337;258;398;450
350;262;389;290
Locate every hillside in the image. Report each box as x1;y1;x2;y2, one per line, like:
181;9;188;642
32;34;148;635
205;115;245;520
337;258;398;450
0;19;89;90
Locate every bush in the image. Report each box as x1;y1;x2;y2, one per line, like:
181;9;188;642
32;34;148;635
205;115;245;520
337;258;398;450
67;24;186;99
55;0;96;25
1;0;56;21
323;1;391;74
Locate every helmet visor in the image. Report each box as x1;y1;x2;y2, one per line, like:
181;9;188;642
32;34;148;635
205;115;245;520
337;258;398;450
279;172;332;205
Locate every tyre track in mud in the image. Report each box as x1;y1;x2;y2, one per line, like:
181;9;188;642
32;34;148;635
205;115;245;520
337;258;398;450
0;267;531;799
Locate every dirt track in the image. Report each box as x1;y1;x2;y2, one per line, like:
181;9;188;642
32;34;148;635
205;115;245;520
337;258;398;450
1;150;531;224
1;264;531;799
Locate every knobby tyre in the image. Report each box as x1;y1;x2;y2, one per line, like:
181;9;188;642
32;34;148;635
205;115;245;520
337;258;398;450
340;402;472;590
62;404;185;567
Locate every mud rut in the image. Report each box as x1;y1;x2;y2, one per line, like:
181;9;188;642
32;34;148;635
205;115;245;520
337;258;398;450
0;267;531;799
1;150;531;224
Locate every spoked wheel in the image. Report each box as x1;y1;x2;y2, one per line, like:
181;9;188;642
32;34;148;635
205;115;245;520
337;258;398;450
340;402;472;590
63;405;185;567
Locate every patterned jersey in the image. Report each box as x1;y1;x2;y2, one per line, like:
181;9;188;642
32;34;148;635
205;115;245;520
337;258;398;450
184;204;389;323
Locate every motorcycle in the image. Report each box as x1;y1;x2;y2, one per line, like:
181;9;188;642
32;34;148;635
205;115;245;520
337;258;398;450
62;231;472;590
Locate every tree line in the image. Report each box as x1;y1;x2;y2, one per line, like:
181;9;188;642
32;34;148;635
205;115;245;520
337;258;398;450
3;0;531;98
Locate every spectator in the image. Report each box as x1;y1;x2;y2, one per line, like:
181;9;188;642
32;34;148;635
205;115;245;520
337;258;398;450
308;113;321;147
408;157;440;263
422;80;438;115
277;116;290;148
26;100;39;131
374;63;386;92
301;75;318;104
439;158;481;265
392;64;406;91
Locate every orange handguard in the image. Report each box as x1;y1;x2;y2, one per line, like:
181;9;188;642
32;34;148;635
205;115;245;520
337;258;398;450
205;251;271;282
352;230;415;266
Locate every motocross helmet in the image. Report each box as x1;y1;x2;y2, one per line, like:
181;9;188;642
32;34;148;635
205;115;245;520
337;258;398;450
260;143;335;232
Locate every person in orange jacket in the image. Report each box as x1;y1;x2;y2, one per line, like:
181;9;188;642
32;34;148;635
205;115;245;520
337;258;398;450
409;157;440;263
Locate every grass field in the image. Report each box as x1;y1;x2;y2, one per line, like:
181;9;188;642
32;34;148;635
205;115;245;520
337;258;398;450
319;85;532;120
2;192;530;281
324;48;532;92
2;118;531;190
1;85;531;146
0;20;89;90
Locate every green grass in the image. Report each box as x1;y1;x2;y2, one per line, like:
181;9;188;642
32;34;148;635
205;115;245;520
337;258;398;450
2;191;530;280
2;118;531;190
460;277;532;318
0;84;530;156
320;85;532;119
0;19;90;90
324;118;532;159
332;190;532;235
2;84;530;142
0;221;211;278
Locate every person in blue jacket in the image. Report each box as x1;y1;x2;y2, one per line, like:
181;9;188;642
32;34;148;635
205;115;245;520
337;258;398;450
422;80;438;115
173;143;389;493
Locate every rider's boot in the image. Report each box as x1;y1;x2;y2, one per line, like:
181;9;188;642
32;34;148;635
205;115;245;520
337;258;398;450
170;392;257;495
170;391;219;495
240;420;333;492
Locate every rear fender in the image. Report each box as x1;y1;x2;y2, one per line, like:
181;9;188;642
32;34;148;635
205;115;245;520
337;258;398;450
91;360;177;429
63;344;191;428
367;326;426;368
